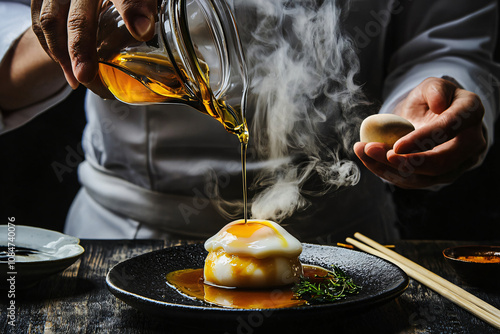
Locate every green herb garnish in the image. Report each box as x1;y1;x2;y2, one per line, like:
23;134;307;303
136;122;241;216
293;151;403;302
292;265;361;304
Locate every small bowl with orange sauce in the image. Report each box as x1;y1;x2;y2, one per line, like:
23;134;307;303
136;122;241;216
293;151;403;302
443;245;500;288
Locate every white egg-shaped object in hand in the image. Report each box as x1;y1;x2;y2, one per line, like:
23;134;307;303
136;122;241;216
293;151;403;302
360;114;415;147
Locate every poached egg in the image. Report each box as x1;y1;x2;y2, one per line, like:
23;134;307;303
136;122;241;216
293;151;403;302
204;219;303;288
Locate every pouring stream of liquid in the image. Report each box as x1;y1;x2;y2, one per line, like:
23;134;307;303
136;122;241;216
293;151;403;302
241;141;247;224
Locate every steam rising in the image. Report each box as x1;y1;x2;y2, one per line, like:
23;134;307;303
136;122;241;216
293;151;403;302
234;0;367;222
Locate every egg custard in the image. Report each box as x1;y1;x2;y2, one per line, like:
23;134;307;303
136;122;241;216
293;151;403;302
203;219;303;288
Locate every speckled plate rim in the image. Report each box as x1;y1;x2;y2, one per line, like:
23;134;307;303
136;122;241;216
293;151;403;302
106;243;409;319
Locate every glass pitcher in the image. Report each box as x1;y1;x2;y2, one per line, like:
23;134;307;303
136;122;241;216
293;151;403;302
96;0;249;143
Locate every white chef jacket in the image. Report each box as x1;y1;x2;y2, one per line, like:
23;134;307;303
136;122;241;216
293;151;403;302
1;0;499;243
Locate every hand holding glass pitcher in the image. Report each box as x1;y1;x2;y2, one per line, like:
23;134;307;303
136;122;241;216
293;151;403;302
31;0;158;95
31;0;248;143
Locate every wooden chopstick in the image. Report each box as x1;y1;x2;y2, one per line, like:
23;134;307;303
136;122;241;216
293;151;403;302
353;233;500;318
336;242;395;249
345;234;500;330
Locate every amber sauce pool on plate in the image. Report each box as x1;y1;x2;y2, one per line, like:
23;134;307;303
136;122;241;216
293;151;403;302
166;265;330;309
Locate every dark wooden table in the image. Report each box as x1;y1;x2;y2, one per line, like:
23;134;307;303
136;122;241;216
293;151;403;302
1;239;499;333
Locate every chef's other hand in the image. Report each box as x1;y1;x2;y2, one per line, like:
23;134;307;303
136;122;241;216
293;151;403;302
354;77;487;189
31;0;157;97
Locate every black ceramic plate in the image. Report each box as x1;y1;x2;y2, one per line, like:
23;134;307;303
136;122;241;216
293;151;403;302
107;243;408;329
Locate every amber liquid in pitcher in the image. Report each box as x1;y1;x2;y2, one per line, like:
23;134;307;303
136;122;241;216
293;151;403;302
99;52;249;222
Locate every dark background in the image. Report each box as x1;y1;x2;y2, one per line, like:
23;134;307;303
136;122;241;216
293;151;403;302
393;121;500;240
0;86;87;233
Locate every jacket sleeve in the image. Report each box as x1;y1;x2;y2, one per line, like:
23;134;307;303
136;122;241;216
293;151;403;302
0;0;72;134
379;0;500;154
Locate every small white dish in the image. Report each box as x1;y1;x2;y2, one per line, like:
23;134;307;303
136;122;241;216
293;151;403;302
0;225;84;288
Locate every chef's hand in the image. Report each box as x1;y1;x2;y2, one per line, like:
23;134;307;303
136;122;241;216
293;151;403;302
354;77;487;189
31;0;158;98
